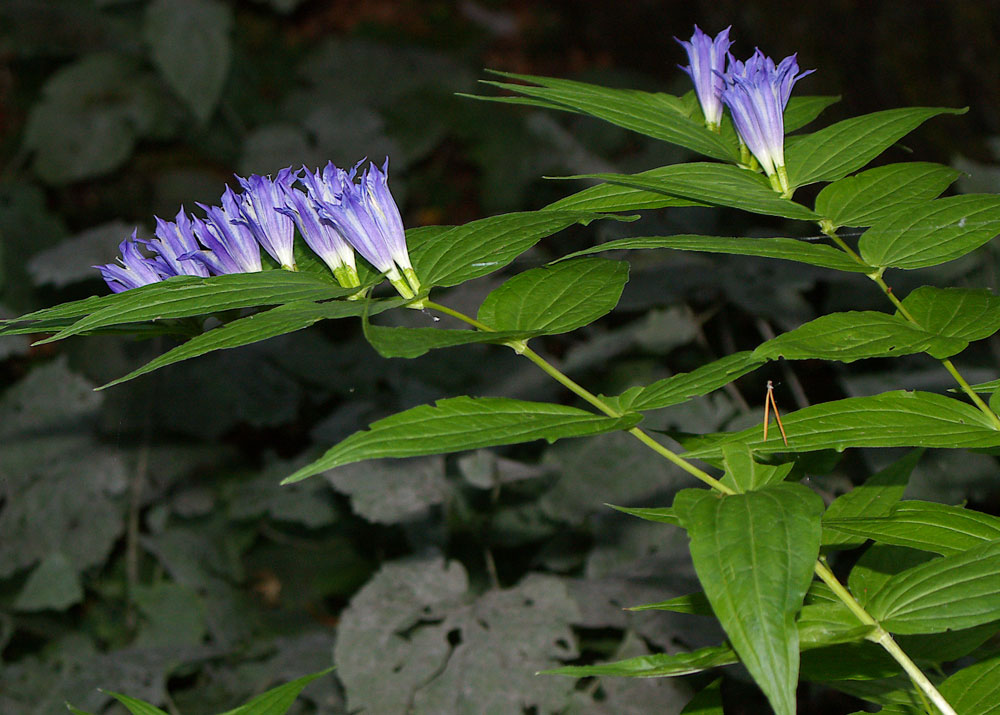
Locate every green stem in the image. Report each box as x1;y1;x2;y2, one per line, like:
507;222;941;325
518;345;735;495
423;298;952;714
820;223;1000;431
814;563;954;715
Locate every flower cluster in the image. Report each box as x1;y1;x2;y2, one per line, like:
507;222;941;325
95;159;421;299
677;26;813;195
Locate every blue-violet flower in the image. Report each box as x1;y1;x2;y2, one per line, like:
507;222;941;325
720;49;813;195
94;230;168;293
148;208;209;278
305;159;420;299
676;25;732;131
279;173;360;288
236;168;298;270
187;187;264;275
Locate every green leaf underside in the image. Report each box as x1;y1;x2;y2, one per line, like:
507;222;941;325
478;258;629;334
549;584;863;684
939;655;1000;715
627;591;713;615
32;272;348;344
752;311;968;363
557;235;870;273
785;106;965;187
859;194;1000;270
673;484;824;715
100;301;399;389
474;71;738;161
824;500;1000;556
901;286;1000;344
967;379;1000;394
282;397;641;484
409;210;626;287
822;450;920;548
815;162;961;228
219;667;334;715
623;351;765;412
544;179;704;213
362;325;529;359
99;691;169;715
867;538;1000;634
679;679;724;715
605;504;679;526
721;443;794;492
558;164;818;221
683;391;1000;460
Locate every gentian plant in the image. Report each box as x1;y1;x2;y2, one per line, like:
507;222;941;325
8;25;1000;715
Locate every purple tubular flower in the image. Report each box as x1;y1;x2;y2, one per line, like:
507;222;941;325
676;25;732;130
363;159;412;273
277;177;360;287
94;229;167;293
305;159;419;298
186;187;263;275
236;168;298;269
147;208;209;277
720;49;814;191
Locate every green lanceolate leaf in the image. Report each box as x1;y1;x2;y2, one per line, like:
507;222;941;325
626;591;713;615
544;177;704;213
96;691;169;715
605;505;679;526
673;483;824;715
0;295;115;335
543;643;737;679
556;163;818;221
683;391;1000;460
283;397;641;484
547;600;867;681
471;71;738;161
410;210;627;288
848;545;936;610
721;443;794;492
966;379;1000;394
99;300;394;389
815;162;961;228
751;311;967;363
866;538;1000;634
785;106;965;188
362;325;527;359
900;286;1000;350
783;95;841;133
679;679;724;715
939;655;1000;715
859;194;1000;270
822;450;921;548
477;258;628;335
220;667;335;715
34;271;348;344
556;235;870;273
624;351;765;412
824;501;1000;556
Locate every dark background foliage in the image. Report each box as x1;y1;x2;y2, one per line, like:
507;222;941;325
1;2;998;713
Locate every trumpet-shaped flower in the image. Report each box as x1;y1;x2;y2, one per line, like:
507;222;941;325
236;168;298;270
676;25;732;131
304;160;419;298
278;177;359;288
148;208;209;278
186;187;264;275
94;230;168;293
720;50;814;193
